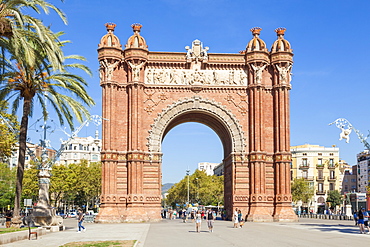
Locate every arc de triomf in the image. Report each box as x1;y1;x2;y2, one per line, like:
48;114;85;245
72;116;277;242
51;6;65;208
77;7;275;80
95;23;297;223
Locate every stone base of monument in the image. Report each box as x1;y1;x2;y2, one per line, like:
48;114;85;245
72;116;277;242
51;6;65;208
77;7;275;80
27;205;64;231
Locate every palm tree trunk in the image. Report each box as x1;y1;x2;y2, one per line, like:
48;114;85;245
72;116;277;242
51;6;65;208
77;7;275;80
13;99;31;224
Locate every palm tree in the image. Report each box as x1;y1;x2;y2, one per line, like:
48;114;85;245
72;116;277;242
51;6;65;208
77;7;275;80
0;0;67;71
0;34;95;223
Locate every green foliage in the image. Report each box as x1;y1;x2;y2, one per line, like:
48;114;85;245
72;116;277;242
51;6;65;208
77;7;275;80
21;161;39;202
291;178;314;203
0;163;15;210
326;190;343;209
166;169;224;208
0;101;18;162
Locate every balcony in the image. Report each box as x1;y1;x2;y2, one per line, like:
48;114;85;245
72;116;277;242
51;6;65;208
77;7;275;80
328;164;337;169
299;164;310;170
328;176;337;182
316;190;326;195
316;176;325;182
303;176;314;181
316;164;324;169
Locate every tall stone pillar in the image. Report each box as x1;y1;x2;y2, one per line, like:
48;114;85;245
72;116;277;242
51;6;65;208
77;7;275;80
270;28;297;221
245;28;273;221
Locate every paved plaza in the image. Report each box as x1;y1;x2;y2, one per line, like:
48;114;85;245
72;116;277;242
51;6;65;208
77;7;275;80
2;217;370;247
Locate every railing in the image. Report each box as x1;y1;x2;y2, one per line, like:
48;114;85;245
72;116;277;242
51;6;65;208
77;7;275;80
316;176;325;181
316;164;324;169
328;176;337;181
316;190;326;195
299;164;310;169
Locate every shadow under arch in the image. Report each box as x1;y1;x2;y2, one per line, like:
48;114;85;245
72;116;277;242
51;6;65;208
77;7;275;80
147;96;246;158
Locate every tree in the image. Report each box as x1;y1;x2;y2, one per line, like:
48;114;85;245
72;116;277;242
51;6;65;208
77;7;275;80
0;100;18;162
326;190;343;211
0;0;67;71
0;162;15;211
166;169;224;208
21;161;38;202
291;178;314;203
0;35;95;222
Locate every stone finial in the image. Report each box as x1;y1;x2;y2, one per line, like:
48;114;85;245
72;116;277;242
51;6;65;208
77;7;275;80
275;27;286;36
132;23;142;32
105;23;116;32
250;27;262;36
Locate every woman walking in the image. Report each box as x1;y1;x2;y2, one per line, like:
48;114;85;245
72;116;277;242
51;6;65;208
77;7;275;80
195;210;202;233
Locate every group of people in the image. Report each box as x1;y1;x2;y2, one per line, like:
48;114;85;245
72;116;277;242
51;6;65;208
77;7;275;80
354;208;370;234
233;208;244;228
195;208;216;233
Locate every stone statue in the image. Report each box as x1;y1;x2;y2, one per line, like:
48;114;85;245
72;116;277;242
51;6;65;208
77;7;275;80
128;61;144;81
251;64;266;84
276;64;292;84
100;59;120;81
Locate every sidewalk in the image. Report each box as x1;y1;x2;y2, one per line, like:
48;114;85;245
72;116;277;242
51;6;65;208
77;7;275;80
2;218;369;247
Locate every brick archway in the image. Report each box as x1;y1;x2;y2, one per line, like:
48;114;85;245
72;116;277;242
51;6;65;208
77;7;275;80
148;96;245;156
95;24;297;223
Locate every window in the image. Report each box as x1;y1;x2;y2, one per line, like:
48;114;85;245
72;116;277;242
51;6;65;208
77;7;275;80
330;170;335;179
79;144;83;150
318;158;323;165
318;183;323;192
302;158;307;166
329;183;334;191
329;159;334;165
302;170;308;179
69;144;72;150
318;170;323;179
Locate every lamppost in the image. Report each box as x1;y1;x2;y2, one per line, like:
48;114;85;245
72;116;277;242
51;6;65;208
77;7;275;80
195;178;199;204
186;169;190;208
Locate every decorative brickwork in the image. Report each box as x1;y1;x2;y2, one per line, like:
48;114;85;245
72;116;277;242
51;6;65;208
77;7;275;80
95;24;297;223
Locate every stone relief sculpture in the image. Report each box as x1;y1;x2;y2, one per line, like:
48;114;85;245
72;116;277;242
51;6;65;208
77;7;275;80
251;64;267;84
100;59;120;81
128;61;144;81
144;68;248;86
276;64;292;84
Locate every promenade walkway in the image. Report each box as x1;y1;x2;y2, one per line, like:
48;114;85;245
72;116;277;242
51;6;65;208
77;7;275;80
2;217;369;247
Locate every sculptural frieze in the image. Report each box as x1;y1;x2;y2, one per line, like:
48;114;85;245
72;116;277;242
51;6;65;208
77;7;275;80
145;68;248;86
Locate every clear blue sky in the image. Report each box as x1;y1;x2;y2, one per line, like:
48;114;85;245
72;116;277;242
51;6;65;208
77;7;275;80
25;0;370;183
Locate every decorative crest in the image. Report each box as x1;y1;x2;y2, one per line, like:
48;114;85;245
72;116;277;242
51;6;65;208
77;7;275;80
132;23;142;32
105;23;116;32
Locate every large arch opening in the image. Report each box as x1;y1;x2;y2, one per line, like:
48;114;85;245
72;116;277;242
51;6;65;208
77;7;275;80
161;122;223;184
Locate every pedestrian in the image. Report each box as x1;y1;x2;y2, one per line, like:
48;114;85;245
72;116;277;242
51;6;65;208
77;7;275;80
357;208;365;234
206;208;215;232
233;208;239;228
182;209;187;223
363;209;370;234
172;209;177;220
353;211;358;226
5;210;12;228
77;209;86;233
238;210;243;228
195;210;202;233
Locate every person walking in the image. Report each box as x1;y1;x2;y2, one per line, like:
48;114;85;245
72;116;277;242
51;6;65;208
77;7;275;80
195;210;202;233
362;208;370;234
357;208;365;234
233;208;239;228
77;209;86;233
206;208;215;232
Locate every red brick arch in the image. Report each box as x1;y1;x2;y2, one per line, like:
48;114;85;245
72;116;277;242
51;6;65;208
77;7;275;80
95;24;297;223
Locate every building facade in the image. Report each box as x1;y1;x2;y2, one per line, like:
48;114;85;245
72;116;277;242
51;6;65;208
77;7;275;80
58;131;102;165
291;144;344;213
342;165;358;194
198;162;220;176
7;142;56;169
356;150;370;193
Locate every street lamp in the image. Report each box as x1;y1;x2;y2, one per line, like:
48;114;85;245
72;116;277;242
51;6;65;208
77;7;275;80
196;178;199;203
186;169;190;207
